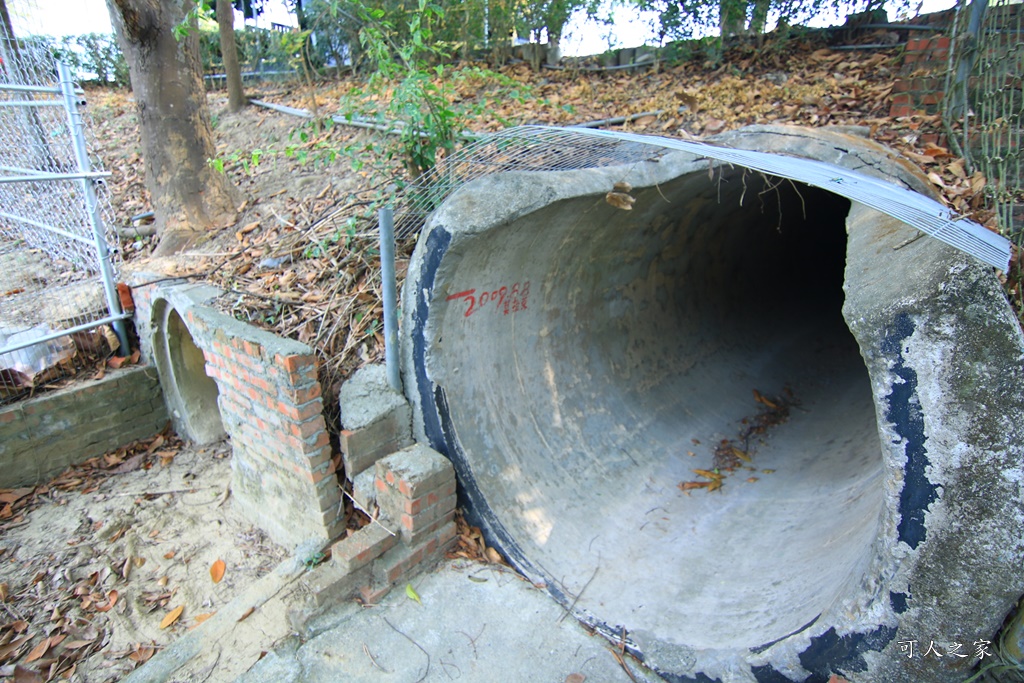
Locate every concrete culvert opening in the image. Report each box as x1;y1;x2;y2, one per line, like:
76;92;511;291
403;126;1024;681
152;301;225;445
422;169;880;646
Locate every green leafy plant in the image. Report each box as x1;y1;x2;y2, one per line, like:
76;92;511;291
346;0;464;178
303;550;327;570
207;148;264;175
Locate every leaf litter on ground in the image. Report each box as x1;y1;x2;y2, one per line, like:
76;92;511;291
0;432;286;683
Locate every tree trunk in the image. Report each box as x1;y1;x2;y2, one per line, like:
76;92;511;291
106;0;238;256
0;0;16;57
217;0;246;112
749;0;770;34
720;0;746;37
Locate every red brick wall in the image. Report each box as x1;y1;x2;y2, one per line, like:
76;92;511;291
890;36;951;118
131;278;343;550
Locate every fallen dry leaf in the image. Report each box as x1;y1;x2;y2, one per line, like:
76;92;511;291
604;191;635;210
237;606;255;622
236;220;260;241
210;559;226;584
730;446;752;463
192;612;216;627
12;665;45;683
128;643;156;664
95;590;119;613
0;635;31;663
24;637;50;663
160;605;184;629
0;489;32;505
145;435;165;454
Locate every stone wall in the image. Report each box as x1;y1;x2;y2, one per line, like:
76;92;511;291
0;366;167;488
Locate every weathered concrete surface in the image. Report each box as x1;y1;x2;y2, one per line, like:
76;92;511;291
339;363;413;478
238;559;664;683
401;125;1024;682
0;365;167;487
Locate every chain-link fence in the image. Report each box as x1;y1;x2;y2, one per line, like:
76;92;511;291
944;0;1024;246
0;19;129;402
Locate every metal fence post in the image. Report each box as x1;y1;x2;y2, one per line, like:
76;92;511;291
379;206;401;393
56;61;129;356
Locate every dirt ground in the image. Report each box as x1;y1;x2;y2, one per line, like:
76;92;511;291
0;433;286;682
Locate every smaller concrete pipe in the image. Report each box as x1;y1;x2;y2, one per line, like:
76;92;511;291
401;126;1024;682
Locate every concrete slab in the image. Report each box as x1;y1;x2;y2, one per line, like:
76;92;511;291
240;559;663;683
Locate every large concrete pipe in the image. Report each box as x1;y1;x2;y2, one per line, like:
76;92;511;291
401;126;1024;683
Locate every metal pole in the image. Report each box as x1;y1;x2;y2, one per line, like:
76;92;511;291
0;312;131;357
379;206;402;393
56;61;130;356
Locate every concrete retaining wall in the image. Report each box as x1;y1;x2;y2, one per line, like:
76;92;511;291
129;278;342;550
0;365;167;488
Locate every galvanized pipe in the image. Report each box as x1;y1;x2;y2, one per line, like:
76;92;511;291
0;312;131;357
0;171;111;183
56;61;130;356
0;210;96;244
0;100;63;107
0;83;61;94
379;205;401;393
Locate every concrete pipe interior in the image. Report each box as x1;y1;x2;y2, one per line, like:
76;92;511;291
416;166;885;653
152;301;225;444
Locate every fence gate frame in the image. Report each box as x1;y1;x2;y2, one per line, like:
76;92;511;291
0;45;130;391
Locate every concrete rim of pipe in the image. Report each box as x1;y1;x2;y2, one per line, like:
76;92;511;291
150;291;226;445
400;125;1024;683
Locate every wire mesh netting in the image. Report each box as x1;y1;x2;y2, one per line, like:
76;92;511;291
390;128;672;241
0;13;127;403
945;0;1024;245
389;125;1011;269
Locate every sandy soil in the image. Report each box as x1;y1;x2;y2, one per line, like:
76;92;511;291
0;434;286;682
